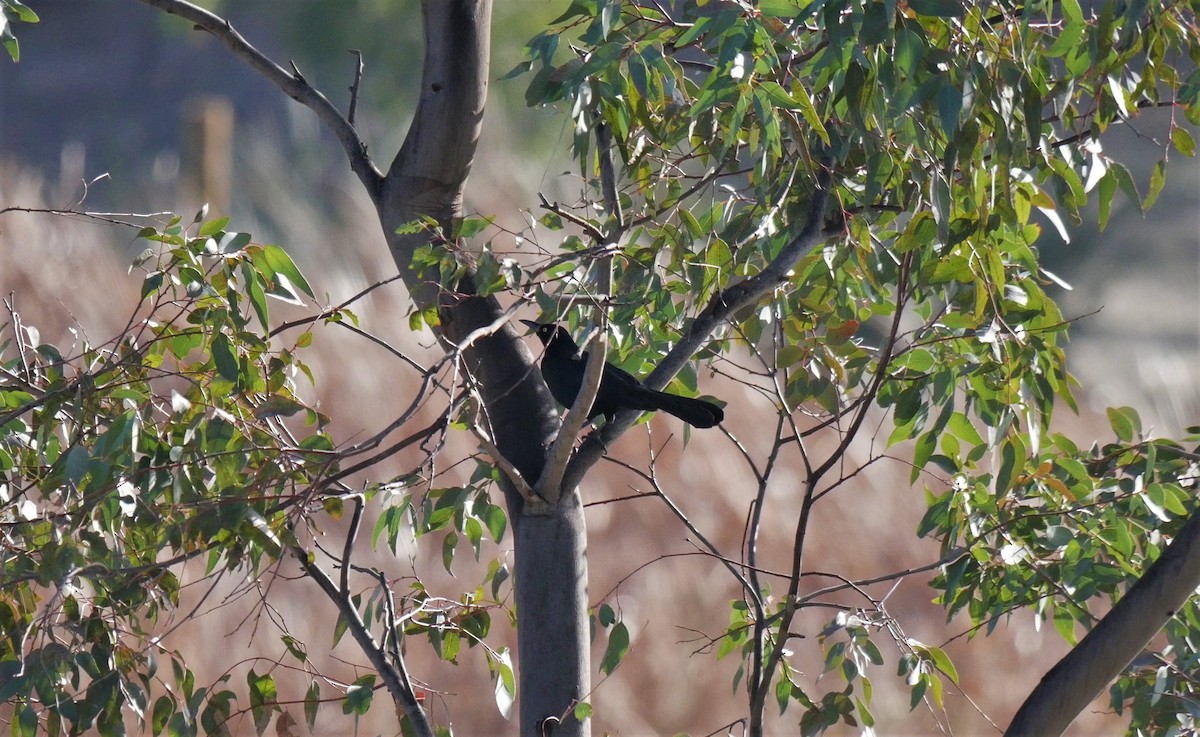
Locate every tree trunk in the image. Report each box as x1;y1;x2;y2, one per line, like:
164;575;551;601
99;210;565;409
375;1;592;734
514;493;591;736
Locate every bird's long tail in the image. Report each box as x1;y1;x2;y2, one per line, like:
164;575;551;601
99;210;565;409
637;389;724;428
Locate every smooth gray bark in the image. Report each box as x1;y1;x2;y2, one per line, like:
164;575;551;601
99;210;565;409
374;2;592;735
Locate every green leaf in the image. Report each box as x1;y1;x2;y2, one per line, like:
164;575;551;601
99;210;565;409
211;333;239;383
198;216;231;237
599;603;617;627
757;0;810;17
141;271;164;298
14;705;36;737
8;1;40;22
218;231;251;253
281;635;308;662
548;0;590;25
1144;160;1166;210
791;82;829;145
926;646;958;685
480;502;507;542
906;0;964;17
758;80;799;109
896;211;937;252
776;676;793;714
1046;17;1085;58
152;695;175;734
440;630;462;663
254;244;315;300
305;681;321;728
248;669;278;736
343;674;375;715
996;434;1025;495
241;261;270;329
600;621;630;675
3;34;19;63
1107;406;1141;442
1108;160;1141;212
574;702;593;722
1097;168;1117;231
911;430;937;482
947;412;984;447
1171;126;1196;157
442;531;458;573
860;2;891;45
457;216;495;239
494;648;515;720
937;79;962;137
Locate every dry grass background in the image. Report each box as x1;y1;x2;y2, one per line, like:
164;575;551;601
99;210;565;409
5;144;1194;736
1;14;1197;733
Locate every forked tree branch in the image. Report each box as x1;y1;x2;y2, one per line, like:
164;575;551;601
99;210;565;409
746;249;909;736
649;158;832;391
535;326;606;501
133;0;384;198
293;544;434;737
562;159;834;490
535;116;621;501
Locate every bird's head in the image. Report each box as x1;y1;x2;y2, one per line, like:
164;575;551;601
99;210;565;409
520;320;568;347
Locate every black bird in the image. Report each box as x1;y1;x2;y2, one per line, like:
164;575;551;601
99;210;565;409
521;320;724;429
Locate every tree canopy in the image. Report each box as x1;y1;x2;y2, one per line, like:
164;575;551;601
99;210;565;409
2;1;1200;736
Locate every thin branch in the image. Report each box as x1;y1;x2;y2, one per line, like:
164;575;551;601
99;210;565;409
746;411;788;710
660;157;832;388
0;205;174;228
268;274;405;339
340;497;364;596
133;0;383;197
315;416;446;491
750;253;912;734
594;119;625;232
798;548;969;606
472;423;537;502
537;193;606;242
292;546;434;737
602;455;756;600
810;251;911;483
347;49;365;126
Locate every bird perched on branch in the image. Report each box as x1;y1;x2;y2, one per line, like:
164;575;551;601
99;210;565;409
521;320;724;429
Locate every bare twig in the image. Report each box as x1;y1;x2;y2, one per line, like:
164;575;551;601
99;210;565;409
749;252;912;734
347;49;365;126
340;497;364;596
473;423;537;502
594;120;625;232
292;546;434;737
602;455;756;600
0;205;174;228
537;193;606;242
268;274;405;339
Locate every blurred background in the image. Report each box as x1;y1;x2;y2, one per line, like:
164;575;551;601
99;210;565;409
2;2;1197;735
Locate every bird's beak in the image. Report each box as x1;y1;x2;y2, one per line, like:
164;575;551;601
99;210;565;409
519;319;540;332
